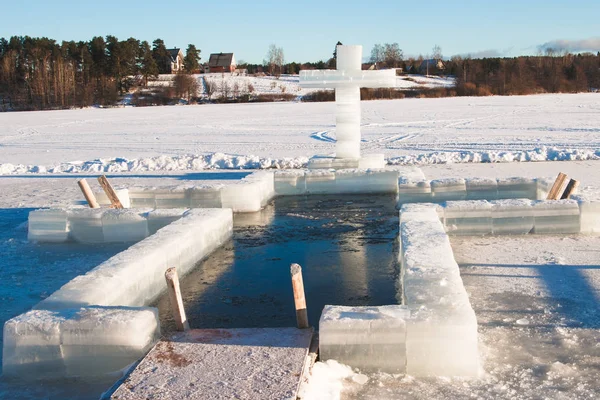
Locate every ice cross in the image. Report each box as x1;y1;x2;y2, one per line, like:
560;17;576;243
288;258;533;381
299;45;396;159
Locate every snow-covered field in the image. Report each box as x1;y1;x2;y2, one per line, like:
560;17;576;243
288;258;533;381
0;93;598;175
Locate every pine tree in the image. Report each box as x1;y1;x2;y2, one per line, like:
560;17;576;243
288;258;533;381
183;44;201;73
152;39;170;74
139;41;158;86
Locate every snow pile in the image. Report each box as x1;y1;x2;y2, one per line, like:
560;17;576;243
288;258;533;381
300;360;367;400
1;147;599;176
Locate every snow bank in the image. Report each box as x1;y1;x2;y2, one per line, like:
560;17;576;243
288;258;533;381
1;147;599;175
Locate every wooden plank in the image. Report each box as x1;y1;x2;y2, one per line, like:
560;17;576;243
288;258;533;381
77;179;100;208
547;172;569;200
111;328;314;400
561;179;580;199
165;267;190;332
97;175;124;209
291;263;309;329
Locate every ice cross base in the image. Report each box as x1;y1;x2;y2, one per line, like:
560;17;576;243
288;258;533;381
300;45;396;168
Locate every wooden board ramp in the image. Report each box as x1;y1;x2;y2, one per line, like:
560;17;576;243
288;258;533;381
110;327;314;400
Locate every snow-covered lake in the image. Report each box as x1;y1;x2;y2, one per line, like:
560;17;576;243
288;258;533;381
0;93;599;173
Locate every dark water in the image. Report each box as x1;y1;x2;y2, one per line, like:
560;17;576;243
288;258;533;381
156;194;400;332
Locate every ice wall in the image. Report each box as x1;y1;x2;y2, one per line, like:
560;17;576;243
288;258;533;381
397;177;553;206
399;206;480;377
36;208;233;310
319;305;409;373
3;307;159;378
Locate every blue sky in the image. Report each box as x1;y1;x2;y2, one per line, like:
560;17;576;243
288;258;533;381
2;0;599;63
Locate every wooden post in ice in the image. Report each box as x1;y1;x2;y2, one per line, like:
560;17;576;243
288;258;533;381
165;267;190;331
561;179;580;199
547;172;569;200
77;179;100;209
97;175;124;209
299;45;396;159
291;263;309;329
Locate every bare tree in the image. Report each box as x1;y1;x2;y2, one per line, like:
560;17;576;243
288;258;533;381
265;44;285;78
204;77;216;100
173;73;198;101
370;43;403;68
432;45;443;60
369;44;385;66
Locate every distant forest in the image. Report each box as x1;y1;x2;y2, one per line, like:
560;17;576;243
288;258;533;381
1;35;599;111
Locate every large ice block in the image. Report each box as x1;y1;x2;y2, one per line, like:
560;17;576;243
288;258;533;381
2;309;66;378
3;307;160;378
532;200;580;234
399;215;480;377
28;209;69;243
465;178;498;201
491;199;534;235
574;195;600;234
319;305;409;373
60;307;160;376
444;200;493;236
399;203;443;224
154;187;189;209
146;208;188;235
101;209;149;243
305;170;336;194
220;172;274;212
497;177;537;200
128;187;157;208
274;170;307;196
68;208;105;243
406;302;479;377
188;184;223;208
397;179;432;205
94;188;131;208
335;169;399;194
431;178;467;202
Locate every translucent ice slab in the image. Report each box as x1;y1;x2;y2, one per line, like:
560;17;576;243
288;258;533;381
274;170;307;196
101;209;149;243
574;195;600;234
299;69;396;89
305;170;336;194
431;178;467;202
68;208;105;243
28;209;69;243
397;179;432;205
444;200;493;236
465;178;498;201
94;188;131;208
146;208;188;235
491;199;534;235
3;307;159;378
497;177;537;200
188;184;224;208
319;305;409;373
532;200;580;234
